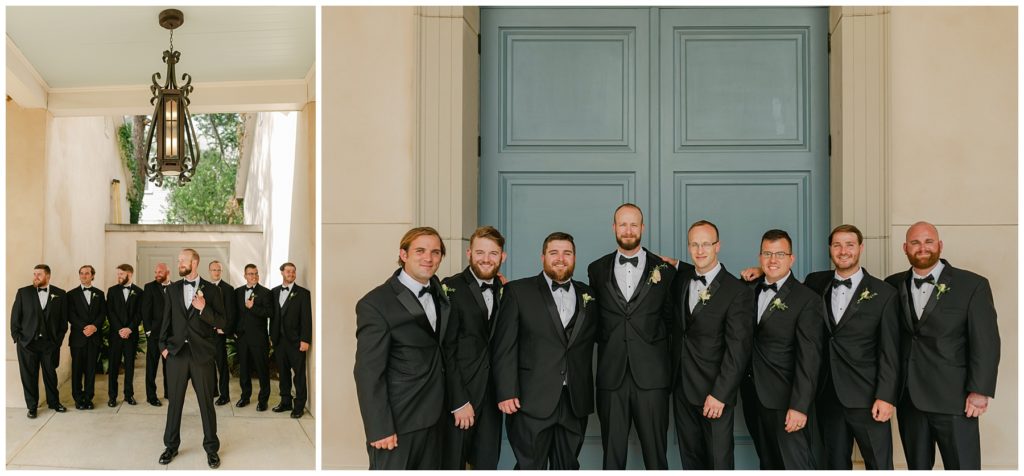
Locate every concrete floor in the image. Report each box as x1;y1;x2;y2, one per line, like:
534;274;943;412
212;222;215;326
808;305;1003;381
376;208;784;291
7;358;315;470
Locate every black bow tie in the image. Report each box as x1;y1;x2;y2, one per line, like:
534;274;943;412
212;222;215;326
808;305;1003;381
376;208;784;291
418;286;432;298
36;287;47;293
83;287;94;292
184;281;196;288
281;287;289;293
618;255;639;267
692;275;707;285
551;281;571;292
479;282;494;293
758;282;778;294
246;286;255;291
832;278;853;289
913;275;935;289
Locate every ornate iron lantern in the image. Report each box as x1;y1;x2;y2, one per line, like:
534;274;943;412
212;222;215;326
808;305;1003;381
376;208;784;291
144;9;199;185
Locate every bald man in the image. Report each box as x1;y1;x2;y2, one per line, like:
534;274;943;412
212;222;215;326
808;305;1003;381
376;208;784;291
142;263;172;406
885;222;1000;470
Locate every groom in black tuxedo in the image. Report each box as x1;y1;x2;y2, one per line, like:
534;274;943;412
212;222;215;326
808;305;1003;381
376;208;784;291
803;225;900;470
588;204;676;469
741;229;825;470
440;226;507;470
355;227;459;470
68;265;106;410
670;220;754;470
158;248;227;469
885;221;999;470
491;232;599;470
11;264;68;418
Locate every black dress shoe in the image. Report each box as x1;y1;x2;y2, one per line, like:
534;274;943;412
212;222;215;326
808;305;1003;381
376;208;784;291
75;402;85;410
290;408;303;419
85;401;95;410
207;452;221;469
215;397;230;406
235;399;249;408
158;448;178;465
27;409;37;419
148;398;163;407
256;402;268;412
272;402;293;413
52;404;67;413
107;399;117;407
125;396;137;405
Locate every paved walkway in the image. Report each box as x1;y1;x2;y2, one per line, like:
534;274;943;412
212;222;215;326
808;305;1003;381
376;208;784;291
7;357;315;470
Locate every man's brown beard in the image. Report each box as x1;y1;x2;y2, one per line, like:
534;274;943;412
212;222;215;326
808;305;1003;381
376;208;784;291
543;264;575;283
908;251;940;270
179;266;192;277
616;235;641;251
470;260;499;281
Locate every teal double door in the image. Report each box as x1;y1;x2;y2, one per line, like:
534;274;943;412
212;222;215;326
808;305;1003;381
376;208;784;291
480;7;829;469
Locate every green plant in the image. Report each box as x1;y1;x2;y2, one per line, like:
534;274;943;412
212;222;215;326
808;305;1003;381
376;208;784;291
117;122;145;224
163;113;244;224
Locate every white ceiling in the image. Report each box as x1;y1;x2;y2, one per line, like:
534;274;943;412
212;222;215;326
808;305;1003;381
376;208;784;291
7;6;315;89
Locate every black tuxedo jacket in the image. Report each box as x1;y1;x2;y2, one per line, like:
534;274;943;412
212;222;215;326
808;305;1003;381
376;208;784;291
441;267;503;411
141;281;169;337
885;259;1000;414
159;278;227;363
214;280;236;335
748;277;825;412
491;273;599;420
270;283;313;346
106;283;144;339
11;285;69;345
588;249;676;391
354;270;458;442
233;284;273;344
804;270;900;408
671;263;754;406
67;286;106;348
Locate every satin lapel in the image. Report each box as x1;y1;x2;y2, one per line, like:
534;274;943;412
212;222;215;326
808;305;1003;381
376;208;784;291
567;286;588;348
433;276;451;340
536;275;568;346
280;287;293;315
896;273;915;330
918;267;952;328
391;279;433;336
628;257;657;311
604;259;629;314
833;279;866;334
820;284;834;334
759;279;792;326
177;282;189;316
691;277;720;318
463;268;489;317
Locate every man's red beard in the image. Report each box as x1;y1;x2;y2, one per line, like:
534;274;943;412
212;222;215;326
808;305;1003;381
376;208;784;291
907;251;940;269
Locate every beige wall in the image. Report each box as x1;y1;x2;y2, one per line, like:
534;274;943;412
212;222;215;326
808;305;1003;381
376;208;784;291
885;6;1017;469
6;103;130;407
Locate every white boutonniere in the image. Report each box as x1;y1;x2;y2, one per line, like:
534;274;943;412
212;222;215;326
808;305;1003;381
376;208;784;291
50;293;58;301
581;293;595;308
697;289;712;305
129;289;137;298
440;283;455;298
770;298;787;311
647;263;670;285
935;283;950;300
288;292;295;300
856;289;877;304
196;284;204;298
499;287;504;300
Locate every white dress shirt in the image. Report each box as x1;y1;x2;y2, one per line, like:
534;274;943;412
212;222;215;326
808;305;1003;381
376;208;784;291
37;286;49;309
831;268;864;323
398;270;437;331
183;278;198;309
688;262;722;313
470;269;496;318
82;285;92;305
543;273;576;328
279;284;292;308
757;273;791;323
614;248;646;302
911;261;945;319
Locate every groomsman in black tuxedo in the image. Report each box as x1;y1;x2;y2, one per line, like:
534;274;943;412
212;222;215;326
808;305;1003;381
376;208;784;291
587;204;675;469
355;227;458;470
885;221;999;470
159;248;227;468
233;264;273;411
492;232;599;470
11;264;68;418
68;265;106;410
107;263;143;407
142;263;171;406
440;226;507;469
671;220;754;469
270;262;312;418
208;260;236;406
741;229;825;470
802;225;899;470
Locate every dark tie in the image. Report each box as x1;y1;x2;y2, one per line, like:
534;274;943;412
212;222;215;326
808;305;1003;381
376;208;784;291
281;287;289;293
418;286;431;298
913;275;935;289
37;287;47;293
618;255;639;267
832;278;852;289
758;282;778;294
184;281;196;288
480;282;493;293
551;281;571;292
692;275;707;285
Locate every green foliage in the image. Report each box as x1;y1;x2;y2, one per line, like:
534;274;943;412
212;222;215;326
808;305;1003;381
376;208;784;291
117;123;145;224
163;113;244;224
